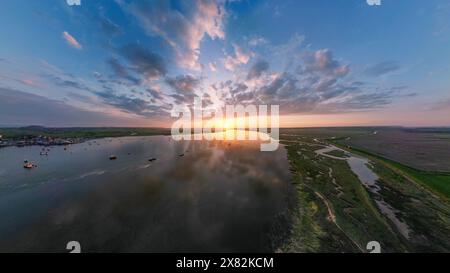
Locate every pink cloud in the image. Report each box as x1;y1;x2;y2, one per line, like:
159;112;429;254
120;0;226;71
208;62;217;72
20;78;42;88
224;44;251;71
62;31;82;50
181;0;225;69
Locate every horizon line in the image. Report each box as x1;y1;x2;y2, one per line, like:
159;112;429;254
1;125;450;129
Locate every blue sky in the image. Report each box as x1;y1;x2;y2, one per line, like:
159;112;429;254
0;0;449;127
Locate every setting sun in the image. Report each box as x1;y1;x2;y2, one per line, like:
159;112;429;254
213;118;235;130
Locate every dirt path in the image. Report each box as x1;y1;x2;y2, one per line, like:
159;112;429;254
303;184;364;252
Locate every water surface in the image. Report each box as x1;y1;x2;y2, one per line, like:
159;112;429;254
0;133;292;252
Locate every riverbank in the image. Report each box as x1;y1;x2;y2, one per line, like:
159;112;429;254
330;140;450;202
280;132;450;252
0;126;171;148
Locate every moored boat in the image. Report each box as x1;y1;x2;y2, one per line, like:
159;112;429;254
23;162;37;169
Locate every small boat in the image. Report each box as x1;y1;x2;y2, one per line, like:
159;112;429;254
23;162;37;169
179;154;184;157
40;152;48;156
109;155;117;160
148;158;157;162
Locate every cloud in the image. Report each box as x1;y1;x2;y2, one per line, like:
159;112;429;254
270;33;305;58
166;75;200;93
166;75;201;104
247;60;269;80
364;61;400;77
96;90;168;117
146;88;165;101
214;45;410;115
66;0;81;6
427;97;450;111
253;73;400;114
39;59;170;118
19;78;42;88
0;87;136;127
224;44;251;71
44;72;93;92
302;49;350;77
107;58;139;85
99;17;123;37
120;44;167;80
230;82;248;96
208;62;217;72
62;31;82;50
248;36;268;47
119;0;226;70
66;92;97;105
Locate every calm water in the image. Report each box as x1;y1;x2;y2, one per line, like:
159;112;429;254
0;133;292;252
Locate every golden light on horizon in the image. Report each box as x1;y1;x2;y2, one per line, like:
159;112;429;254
213;118;235;130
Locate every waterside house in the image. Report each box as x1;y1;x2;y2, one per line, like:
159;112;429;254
0;135;81;148
16;135;76;147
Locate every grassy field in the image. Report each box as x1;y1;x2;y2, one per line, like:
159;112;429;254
280;128;450;252
369;161;450;252
324;149;349;158
280;135;406;252
333;143;450;201
337;128;450;172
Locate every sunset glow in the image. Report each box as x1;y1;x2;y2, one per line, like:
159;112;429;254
0;1;449;128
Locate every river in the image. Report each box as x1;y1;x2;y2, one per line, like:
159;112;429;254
0;132;292;252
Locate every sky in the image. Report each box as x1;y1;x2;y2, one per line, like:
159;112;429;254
0;0;450;127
